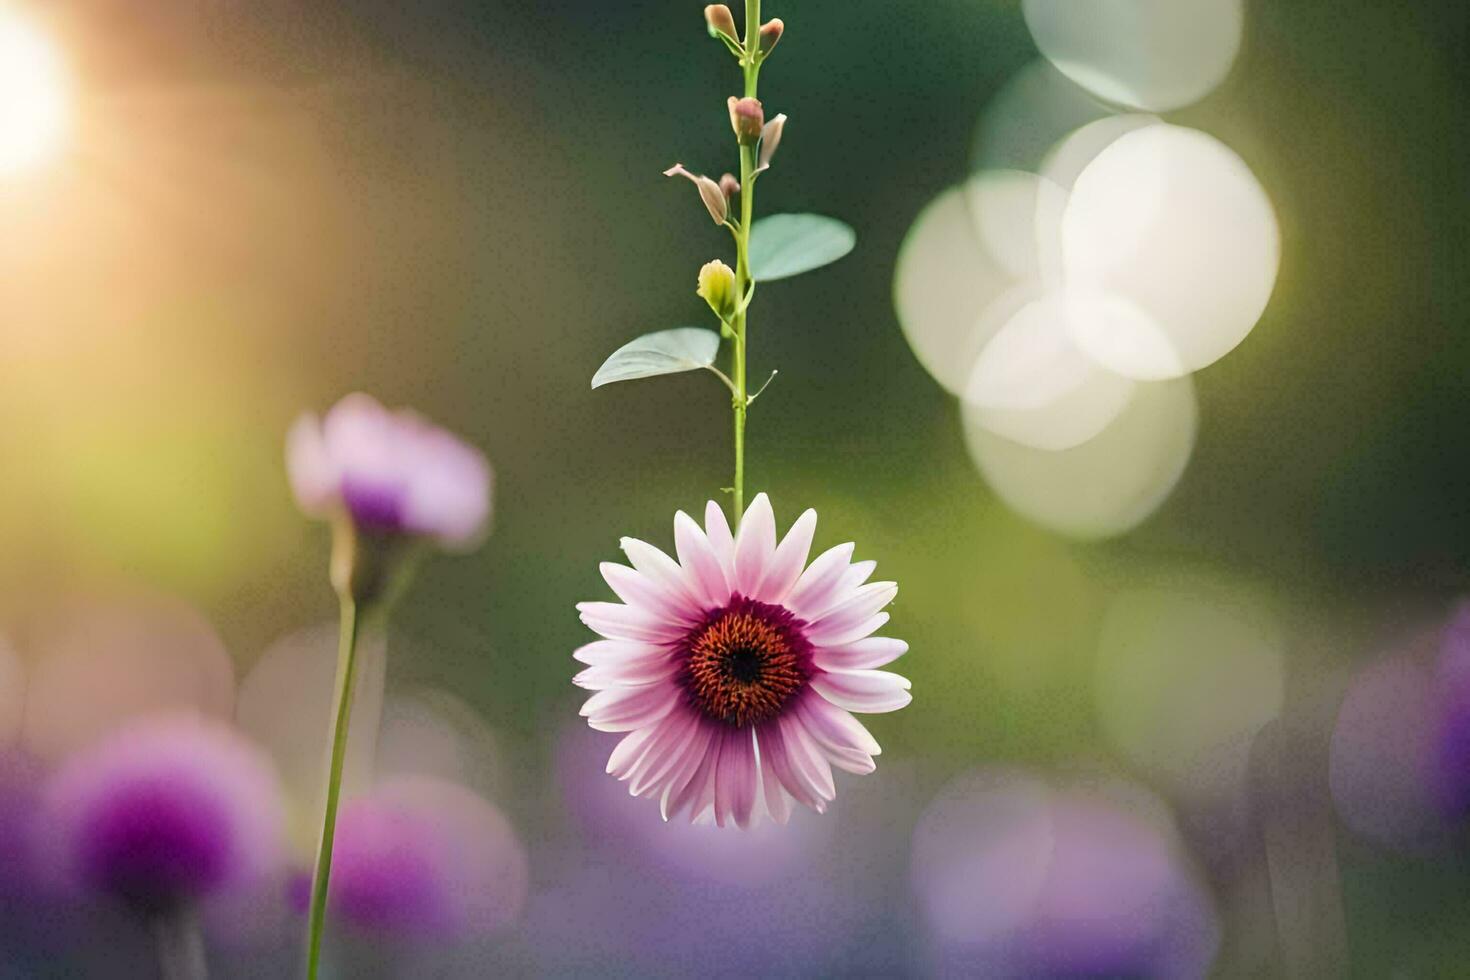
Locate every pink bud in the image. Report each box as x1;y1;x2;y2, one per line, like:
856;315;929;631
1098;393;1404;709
704;5;738;42
727;97;765;147
719;173;740;200
663;163;728;225
759;19;784;55
758;114;787;172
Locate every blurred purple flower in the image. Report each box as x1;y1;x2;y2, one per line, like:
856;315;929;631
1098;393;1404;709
42;715;285;917
1433;602;1470;822
287;392;492;548
291;776;527;943
911;770;1218;979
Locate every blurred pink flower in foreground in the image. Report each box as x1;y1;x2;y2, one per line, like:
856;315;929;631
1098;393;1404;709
575;493;911;828
41;714;286;917
287;392;492;548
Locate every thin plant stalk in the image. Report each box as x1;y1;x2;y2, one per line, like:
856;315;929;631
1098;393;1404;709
730;0;762;527
153;908;208;980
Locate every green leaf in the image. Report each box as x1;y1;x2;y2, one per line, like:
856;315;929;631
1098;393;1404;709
591;328;722;389
748;214;856;281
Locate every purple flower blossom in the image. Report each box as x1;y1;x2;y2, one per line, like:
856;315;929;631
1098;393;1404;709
42;715;285;916
1433;602;1470;822
287;392;492;548
293;776;527;942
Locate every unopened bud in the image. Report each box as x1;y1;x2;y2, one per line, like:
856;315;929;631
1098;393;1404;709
719;173;740;199
758;18;784;55
697;260;738;321
704;5;738;42
664;163;728;224
758;113;787;172
728;97;764;146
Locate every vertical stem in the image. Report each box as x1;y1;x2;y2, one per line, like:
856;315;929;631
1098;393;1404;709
153;908;208;980
730;0;761;527
305;595;361;980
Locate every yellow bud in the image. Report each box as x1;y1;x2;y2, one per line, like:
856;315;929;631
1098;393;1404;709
697;260;738;321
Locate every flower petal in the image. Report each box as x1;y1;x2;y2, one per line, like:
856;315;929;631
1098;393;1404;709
810;668;912;714
703;501;737;584
580;684;680;732
754;508;817;604
659;723;716;820
714;728;757;829
572;639;665;666
674;511;731;608
754;728;792;825
798;692;883;756
573;654;678;690
814;636;908;671
806;611;891;649
600;562;701;624
778;715;836;808
808;582;898;636
784;542;856;620
606;725;661;779
756;720;819;811
628;710;701;797
285;414;336;515
577;602;688;644
795;698;876;773
733;493;778;596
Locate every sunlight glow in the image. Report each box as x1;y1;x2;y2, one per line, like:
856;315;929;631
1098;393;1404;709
0;10;69;175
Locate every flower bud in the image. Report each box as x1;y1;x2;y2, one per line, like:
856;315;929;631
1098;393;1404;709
663;163;728;224
704;5;738;43
758;19;784;55
758;113;787;171
728;97;764;147
719;173;740;200
697;260;738;321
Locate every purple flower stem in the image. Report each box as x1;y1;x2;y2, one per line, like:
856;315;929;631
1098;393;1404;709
153;908;208;980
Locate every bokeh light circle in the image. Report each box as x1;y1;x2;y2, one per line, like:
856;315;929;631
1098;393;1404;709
0;12;69;175
1060;123;1280;380
963;375;1197;539
1022;0;1244;111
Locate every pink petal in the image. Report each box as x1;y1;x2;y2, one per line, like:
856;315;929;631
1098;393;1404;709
285;414;336;515
807;582;898;637
572;640;665;666
806;611;891;648
572;655;678;690
778;714;836;806
810;668;912;714
660;724;716;820
620;537;702;612
606;725;661;779
798;693;883;756
628;710;701;796
784;543;856;620
576;602;687;644
714;728;757;828
754;508;817;604
756;720;820;812
580;684;680;732
754;728;792;824
674;511;731;608
814;637;909;671
600;562;701;624
703;501;737;584
733;493;777;596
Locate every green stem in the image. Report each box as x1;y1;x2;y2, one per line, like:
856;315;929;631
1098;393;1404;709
305;595;361;980
730;0;761;527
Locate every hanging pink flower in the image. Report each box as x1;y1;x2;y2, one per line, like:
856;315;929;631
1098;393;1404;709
575;493;910;828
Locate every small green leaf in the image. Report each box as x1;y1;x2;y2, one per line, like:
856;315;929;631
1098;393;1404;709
591;328;722;389
748;214;856;281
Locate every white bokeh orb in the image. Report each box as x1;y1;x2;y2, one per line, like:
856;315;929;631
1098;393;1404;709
1060;123;1280;380
895;172;1064;395
963;375;1197;539
0;12;69;176
1022;0;1244;112
964;291;1136;451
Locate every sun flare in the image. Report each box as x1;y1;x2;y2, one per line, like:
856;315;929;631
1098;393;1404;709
0;10;69;175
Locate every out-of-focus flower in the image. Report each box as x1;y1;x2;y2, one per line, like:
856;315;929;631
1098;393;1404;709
42;715;286;917
291;776;527;942
1433;602;1470;822
911;770;1219;979
287;392;492;551
575;493;910;828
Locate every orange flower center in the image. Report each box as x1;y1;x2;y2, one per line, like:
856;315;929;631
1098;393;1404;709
682;596;811;728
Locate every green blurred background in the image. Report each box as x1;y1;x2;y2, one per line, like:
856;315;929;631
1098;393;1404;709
3;0;1469;973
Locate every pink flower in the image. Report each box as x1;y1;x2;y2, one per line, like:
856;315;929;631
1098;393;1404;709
575;494;911;828
286;393;491;549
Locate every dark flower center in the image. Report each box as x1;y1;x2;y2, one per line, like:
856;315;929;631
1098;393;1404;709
681;595;812;728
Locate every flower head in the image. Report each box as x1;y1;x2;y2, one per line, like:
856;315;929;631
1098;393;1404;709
42;715;285;916
575;494;910;828
727;97;765;146
287;393;492;550
696;260;738;321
